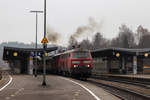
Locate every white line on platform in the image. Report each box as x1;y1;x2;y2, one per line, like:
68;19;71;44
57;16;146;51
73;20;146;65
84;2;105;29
5;97;10;99
0;75;12;92
61;78;101;100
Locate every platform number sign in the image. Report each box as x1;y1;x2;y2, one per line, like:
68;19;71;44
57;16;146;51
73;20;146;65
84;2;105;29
31;52;34;57
133;56;137;74
133;57;137;65
31;52;41;57
6;51;9;55
38;52;41;56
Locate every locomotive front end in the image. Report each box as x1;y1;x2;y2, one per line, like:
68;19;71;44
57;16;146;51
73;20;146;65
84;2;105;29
71;50;92;79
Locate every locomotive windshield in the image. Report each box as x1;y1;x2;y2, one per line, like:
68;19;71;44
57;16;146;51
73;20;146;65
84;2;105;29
72;51;89;58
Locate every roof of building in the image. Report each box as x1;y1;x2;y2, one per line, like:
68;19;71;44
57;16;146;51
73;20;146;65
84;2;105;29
3;46;57;52
3;46;58;60
91;48;150;58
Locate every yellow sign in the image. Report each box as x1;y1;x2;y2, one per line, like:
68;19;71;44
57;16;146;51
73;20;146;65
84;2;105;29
41;37;48;43
144;66;150;69
134;57;136;61
29;57;33;60
45;52;48;56
13;52;18;56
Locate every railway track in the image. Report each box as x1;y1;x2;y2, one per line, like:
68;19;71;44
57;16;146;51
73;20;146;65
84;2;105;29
92;74;150;89
89;74;150;100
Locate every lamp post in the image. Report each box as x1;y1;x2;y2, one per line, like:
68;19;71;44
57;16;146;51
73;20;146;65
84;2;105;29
30;10;43;77
42;0;47;86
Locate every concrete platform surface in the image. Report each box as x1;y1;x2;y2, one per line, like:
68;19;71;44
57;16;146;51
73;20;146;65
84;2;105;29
0;75;120;100
106;74;150;79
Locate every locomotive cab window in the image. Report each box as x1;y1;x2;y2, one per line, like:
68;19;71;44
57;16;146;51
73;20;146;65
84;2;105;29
61;53;70;58
72;51;89;58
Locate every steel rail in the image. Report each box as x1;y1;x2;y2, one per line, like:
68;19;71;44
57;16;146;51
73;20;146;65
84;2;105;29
88;79;150;100
92;74;150;89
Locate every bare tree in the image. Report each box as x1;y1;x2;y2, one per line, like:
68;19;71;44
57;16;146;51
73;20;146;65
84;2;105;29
136;25;150;48
109;24;136;48
92;32;105;50
118;24;135;48
110;37;120;47
79;38;93;50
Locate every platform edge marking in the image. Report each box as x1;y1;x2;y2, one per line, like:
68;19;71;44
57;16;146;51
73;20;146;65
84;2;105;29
0;75;12;92
61;78;101;100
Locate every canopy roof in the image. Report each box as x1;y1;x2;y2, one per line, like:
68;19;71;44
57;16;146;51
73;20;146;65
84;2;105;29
3;46;58;60
91;48;150;58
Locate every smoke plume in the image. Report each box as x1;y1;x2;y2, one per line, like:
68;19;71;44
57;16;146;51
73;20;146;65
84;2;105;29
71;17;103;38
68;17;103;47
47;26;60;43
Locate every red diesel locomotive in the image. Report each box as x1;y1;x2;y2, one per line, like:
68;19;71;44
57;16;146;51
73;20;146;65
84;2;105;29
49;49;92;79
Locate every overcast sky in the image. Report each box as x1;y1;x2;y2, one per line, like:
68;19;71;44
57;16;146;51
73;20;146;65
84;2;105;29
0;0;150;46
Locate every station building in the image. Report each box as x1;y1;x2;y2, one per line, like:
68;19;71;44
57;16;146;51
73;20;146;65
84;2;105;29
91;48;150;74
3;46;57;74
3;47;150;75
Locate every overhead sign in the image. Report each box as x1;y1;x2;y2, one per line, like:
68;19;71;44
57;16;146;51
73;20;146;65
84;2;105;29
41;37;48;43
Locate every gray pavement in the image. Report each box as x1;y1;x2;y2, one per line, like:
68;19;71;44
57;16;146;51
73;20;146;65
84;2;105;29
0;75;120;100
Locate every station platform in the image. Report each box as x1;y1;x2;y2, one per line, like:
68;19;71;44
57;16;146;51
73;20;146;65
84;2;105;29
100;74;150;80
0;75;120;100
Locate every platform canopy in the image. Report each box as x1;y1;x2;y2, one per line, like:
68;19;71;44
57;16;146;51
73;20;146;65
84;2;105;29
91;48;150;58
3;46;58;60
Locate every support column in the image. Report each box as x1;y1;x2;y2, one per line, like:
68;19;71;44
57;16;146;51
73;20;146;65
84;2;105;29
122;57;125;74
8;60;14;72
104;57;108;74
107;59;111;74
13;60;21;74
133;56;137;74
28;56;33;75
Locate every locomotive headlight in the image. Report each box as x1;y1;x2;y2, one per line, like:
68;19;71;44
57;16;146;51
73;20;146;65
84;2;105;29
74;65;78;68
87;65;90;67
83;61;91;63
72;61;80;64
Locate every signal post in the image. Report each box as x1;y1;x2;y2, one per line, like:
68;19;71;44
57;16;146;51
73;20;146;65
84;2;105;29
41;37;48;86
41;0;48;86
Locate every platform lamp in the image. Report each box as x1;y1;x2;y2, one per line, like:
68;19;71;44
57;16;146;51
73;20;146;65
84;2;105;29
144;53;149;57
116;52;120;57
30;10;43;77
13;52;18;57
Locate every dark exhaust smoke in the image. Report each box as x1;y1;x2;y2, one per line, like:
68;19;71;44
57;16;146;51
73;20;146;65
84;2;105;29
71;17;103;38
47;26;60;43
68;17;103;48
